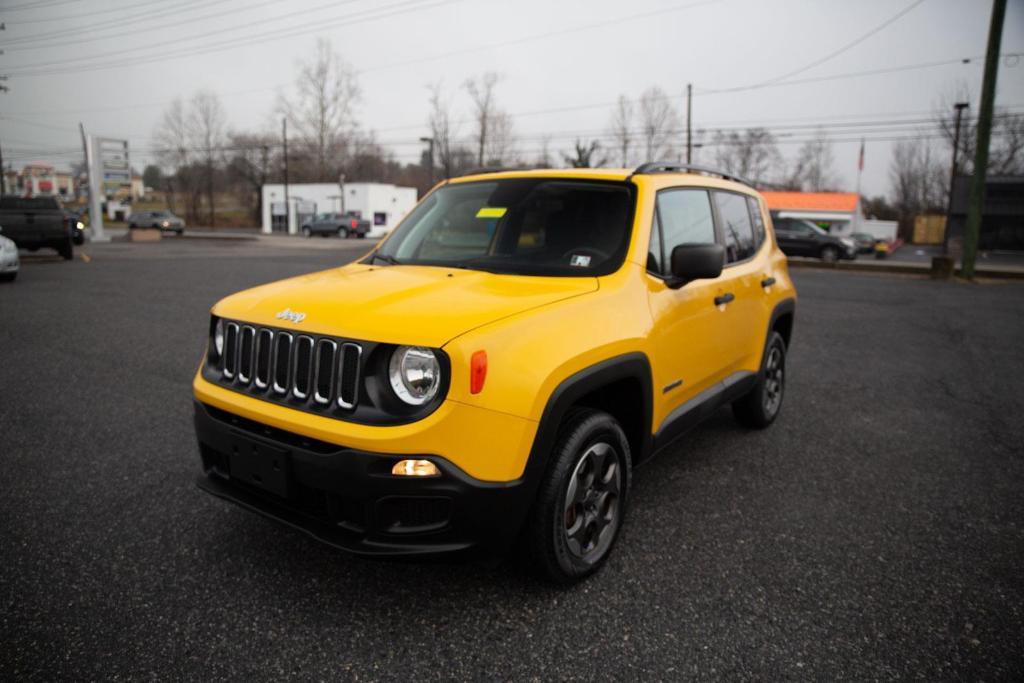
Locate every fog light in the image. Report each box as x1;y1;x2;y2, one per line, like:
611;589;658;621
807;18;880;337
392;459;440;477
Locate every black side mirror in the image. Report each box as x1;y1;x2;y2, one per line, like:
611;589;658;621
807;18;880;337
668;243;725;288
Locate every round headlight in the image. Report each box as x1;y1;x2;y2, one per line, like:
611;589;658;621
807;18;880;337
76;221;84;230
213;319;225;357
389;346;441;406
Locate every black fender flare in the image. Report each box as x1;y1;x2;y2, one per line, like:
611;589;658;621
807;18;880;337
766;298;796;355
522;352;653;488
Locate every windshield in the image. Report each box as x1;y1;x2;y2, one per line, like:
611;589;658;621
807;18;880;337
373;178;635;276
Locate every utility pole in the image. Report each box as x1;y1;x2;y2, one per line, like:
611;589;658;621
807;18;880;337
686;83;693;164
962;0;1006;279
420;136;435;186
282;117;290;234
942;102;969;253
0;136;5;195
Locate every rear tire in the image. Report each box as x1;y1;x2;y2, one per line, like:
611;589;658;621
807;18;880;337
733;331;786;429
0;272;16;282
302;226;312;238
58;237;74;261
521;408;631;584
820;245;839;263
338;227;349;239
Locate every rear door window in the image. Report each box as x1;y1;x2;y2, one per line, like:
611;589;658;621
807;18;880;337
713;191;757;264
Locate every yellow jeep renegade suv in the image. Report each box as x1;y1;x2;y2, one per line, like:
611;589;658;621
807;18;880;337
193;162;797;582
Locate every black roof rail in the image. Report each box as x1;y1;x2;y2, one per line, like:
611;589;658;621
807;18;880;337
630;161;753;188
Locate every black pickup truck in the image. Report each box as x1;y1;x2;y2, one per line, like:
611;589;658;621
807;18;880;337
0;196;74;260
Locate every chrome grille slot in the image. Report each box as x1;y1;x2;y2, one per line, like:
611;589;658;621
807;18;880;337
313;339;337;405
254;329;273;389
292;335;314;400
237;326;255;384
337;342;362;409
223;323;240;379
272;332;292;394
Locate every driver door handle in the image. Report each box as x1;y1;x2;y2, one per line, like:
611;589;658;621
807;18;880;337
714;293;735;306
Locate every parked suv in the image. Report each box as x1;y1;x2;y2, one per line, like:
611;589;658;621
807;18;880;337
193;163;797;582
129;210;184;235
772;216;857;262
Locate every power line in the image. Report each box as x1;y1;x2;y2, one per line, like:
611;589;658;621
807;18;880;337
1;0;87;12
2;0;185;25
748;0;929;87
3;0;438;75
0;0;230;48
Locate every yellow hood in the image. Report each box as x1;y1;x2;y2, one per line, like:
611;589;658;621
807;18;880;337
211;263;599;348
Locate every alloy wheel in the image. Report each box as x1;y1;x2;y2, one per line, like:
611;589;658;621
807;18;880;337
763;346;784;417
563;441;621;564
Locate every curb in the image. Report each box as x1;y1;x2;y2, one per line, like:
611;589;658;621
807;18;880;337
786;258;1024;280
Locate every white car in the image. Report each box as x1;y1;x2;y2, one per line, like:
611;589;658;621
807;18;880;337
0;228;21;282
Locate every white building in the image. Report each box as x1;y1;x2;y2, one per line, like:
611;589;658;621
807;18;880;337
261;182;418;238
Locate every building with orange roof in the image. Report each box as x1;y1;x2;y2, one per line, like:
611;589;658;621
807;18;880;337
761;191;861;233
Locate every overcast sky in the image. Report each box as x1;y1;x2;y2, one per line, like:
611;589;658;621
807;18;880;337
1;0;1022;198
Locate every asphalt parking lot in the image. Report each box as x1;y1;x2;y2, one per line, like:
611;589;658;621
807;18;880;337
2;240;1023;680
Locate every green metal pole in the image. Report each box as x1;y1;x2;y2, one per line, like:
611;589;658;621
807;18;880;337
962;0;1006;279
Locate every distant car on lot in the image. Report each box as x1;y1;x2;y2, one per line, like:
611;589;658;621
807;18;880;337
0;228;20;281
771;216;857;262
300;212;370;239
129;210;184;235
850;232;878;254
0;196;74;260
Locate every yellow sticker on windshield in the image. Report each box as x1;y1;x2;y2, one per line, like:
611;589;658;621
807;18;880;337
476;207;507;219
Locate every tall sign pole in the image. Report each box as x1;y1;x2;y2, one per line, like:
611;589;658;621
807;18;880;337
962;0;1006;279
83;133;108;242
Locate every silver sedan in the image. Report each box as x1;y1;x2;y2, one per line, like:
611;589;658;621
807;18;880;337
0;229;20;282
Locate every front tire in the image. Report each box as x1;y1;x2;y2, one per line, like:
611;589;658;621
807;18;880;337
521;408;631;583
733;331;786;429
820;245;839;263
0;272;16;282
302;226;312;238
337;227;349;239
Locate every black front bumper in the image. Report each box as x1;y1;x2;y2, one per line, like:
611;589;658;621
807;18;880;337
193;401;534;558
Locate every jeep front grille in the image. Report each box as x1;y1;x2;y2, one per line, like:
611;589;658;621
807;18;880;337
215;323;362;413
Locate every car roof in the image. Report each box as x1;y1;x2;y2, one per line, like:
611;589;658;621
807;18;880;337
449;167;758;195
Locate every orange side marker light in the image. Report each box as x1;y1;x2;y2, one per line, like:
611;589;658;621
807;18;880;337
470;350;487;394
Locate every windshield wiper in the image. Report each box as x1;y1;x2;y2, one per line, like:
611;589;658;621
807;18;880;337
370;252;401;266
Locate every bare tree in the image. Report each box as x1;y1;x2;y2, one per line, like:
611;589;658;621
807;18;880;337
607;95;634;166
280;38;360;180
936;88;1024;177
534;136;553;168
485;110;516;166
711;128;780;184
227;132;275;223
188;90;226;225
889;137;946;238
427;81;460;179
793;130;838;191
153;98;191;214
563;139;606;168
637;87;680;160
464;72;502;167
